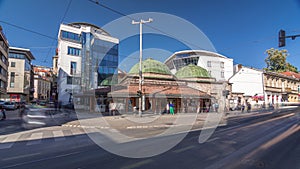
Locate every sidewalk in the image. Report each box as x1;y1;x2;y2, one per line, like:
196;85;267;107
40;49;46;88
62;111;230;130
61;105;299;130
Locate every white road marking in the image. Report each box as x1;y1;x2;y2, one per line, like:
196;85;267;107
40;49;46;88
207;137;220;143
26;133;43;145
0;134;21;149
53;130;66;141
173;145;195;153
227;132;237;136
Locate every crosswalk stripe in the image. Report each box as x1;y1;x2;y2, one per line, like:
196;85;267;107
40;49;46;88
26;133;43;145
0;134;21;149
53;131;66;141
71;128;85;136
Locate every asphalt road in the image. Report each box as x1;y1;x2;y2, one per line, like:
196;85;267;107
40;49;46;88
0;108;299;169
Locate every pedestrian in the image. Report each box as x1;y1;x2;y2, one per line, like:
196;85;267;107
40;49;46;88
1;106;6;120
215;103;219;112
247;102;251;112
241;104;245;112
166;103;170;114
54;100;58;111
58;101;62;111
169;102;174;115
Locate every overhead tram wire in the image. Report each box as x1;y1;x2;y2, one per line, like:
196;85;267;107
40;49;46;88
42;0;73;63
86;0;206;50
0;20;57;40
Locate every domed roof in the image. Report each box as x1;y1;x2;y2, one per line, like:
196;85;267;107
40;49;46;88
129;58;172;75
175;64;211;78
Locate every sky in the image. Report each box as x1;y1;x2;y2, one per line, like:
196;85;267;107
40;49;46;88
0;0;300;71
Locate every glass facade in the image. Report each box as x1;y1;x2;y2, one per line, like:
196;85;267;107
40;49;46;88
173;57;199;70
81;32;119;89
94;41;118;86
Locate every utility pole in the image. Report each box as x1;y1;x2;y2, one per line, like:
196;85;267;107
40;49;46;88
132;18;153;117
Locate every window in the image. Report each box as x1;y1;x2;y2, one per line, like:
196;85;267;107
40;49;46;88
10;72;15;88
11;62;16;67
207;61;211;67
70;62;77;75
67;47;81;56
61;31;80;42
0;80;5;88
221;71;225;78
220;62;224;68
67;76;80;85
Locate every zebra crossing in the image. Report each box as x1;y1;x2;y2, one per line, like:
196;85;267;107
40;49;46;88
0;127;89;150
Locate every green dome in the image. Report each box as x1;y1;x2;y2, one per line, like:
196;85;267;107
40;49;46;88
129;58;172;75
175;64;211;78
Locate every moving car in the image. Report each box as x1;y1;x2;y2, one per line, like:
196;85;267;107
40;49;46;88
3;102;17;110
22;105;55;129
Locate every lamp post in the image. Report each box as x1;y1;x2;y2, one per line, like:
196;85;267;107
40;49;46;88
132;18;153;117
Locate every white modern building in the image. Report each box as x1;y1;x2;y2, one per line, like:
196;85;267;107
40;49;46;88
56;22;119;105
164;50;234;81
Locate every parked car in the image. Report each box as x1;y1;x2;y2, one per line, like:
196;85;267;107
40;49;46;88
3;102;17;110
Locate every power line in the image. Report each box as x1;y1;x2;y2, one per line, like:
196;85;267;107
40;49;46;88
42;0;73;63
87;0;205;50
0;20;57;40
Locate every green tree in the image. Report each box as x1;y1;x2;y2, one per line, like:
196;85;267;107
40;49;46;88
286;62;298;73
264;48;298;73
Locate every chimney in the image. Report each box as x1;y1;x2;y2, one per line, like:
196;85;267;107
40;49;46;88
237;64;242;71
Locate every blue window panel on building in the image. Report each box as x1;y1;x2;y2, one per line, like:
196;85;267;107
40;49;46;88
61;31;81;42
67;47;81;56
70;62;77;75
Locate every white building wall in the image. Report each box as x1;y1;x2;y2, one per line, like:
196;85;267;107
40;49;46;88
229;67;264;96
197;55;233;81
57;25;82;104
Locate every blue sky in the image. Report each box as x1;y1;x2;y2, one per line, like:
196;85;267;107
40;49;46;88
1;0;300;71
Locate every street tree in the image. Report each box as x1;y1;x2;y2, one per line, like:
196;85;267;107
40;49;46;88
264;48;298;73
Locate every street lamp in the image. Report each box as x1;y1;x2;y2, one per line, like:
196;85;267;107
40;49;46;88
132;18;153;117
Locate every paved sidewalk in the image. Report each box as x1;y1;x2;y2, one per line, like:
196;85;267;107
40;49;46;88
62;111;231;130
61;106;293;130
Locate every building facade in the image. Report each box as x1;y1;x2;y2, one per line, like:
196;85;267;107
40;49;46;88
165;50;234;81
228;64;300;110
0;26;9;99
263;71;300;104
56;22;119;105
7;47;35;102
33;65;52;101
229;65;264;109
107;58;214;114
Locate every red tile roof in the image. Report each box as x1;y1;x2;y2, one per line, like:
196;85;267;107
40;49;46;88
281;72;300;79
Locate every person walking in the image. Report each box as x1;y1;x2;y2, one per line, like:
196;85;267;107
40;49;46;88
169;102;175;115
166;103;170;114
1;106;6;120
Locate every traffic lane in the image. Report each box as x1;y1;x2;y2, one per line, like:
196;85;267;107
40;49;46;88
2;111;298;169
233;121;300;169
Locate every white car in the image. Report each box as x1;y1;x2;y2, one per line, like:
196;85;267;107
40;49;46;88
22;106;55;129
